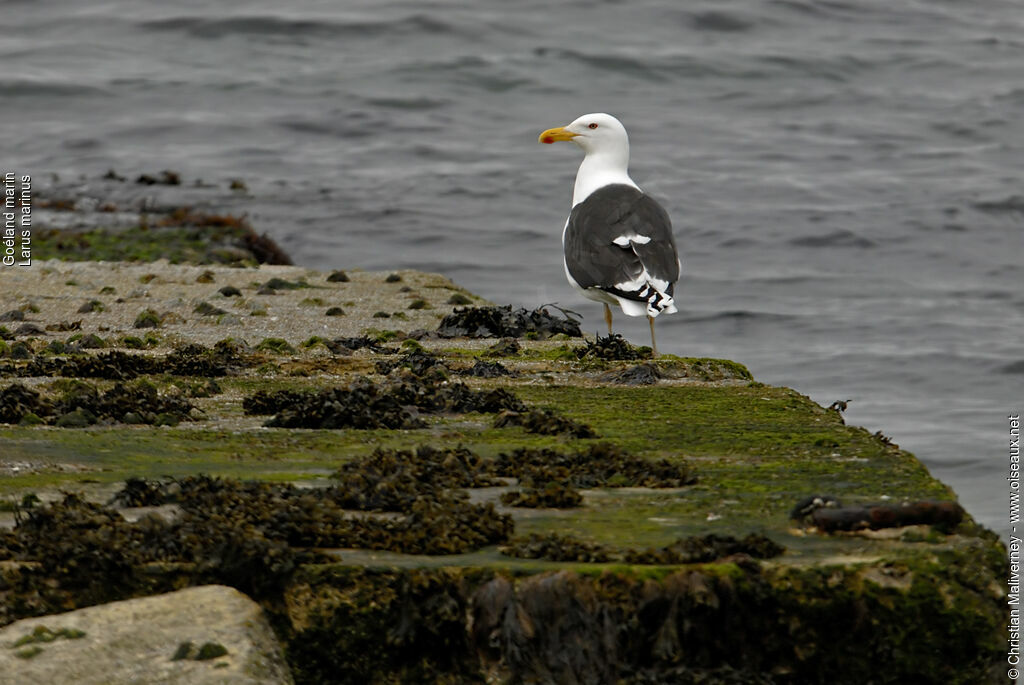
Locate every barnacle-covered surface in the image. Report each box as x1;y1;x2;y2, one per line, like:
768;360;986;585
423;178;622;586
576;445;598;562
0;262;1010;684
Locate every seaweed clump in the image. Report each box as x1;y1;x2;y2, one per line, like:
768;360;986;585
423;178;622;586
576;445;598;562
494;408;597;438
104;473;512;556
109;476;173;507
501;533;613;562
459;360;513;378
0;380;194;427
374;350;449;377
484;338;520;357
172;641;229;661
134;308;163;329
241;389;312;416
163;342;241;376
52;379;195;426
599;362;664;386
623;533;784;565
247;374;526;430
499;533;782;566
0;383;52;424
0;491;308;611
493;443;693;488
326;269;349;282
330;445;503;511
500;467;584;509
12;625;87;647
575;333;652;361
20;350;157;380
12;343;241;380
494;443;694;509
437;305;581;339
259;381;419;430
322;336;386;355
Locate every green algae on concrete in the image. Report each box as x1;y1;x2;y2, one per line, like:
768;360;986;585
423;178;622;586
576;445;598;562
12;625;86;647
0;262;1010;683
31;217;292;267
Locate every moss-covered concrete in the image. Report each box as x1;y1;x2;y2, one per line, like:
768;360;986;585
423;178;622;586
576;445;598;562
0;261;1010;684
31;214;291;267
279;543;1006;685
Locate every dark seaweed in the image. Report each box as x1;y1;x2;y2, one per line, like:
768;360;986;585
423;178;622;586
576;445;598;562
241;389;312;415
264;383;420;430
576;333;652;361
326;270;350;283
493;443;695;489
260;277;307;291
0;380;194;427
493;408;598;439
484;337;520;357
459;360;513;378
374;350;449;377
501;532;782;566
251;374;526;430
330;445;503;512
599;362;664;385
623;533;785;564
98;472;512;557
501;533;613;562
500;476;583;509
324;336;385;354
437;305;581;339
0;383;51;424
9;343;241;380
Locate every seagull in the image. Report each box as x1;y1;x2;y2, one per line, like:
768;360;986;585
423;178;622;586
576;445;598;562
539;113;680;357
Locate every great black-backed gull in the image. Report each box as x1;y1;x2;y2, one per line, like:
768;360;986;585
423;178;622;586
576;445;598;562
539;113;681;356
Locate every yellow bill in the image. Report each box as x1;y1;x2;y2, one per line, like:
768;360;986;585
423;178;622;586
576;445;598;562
538;126;578;144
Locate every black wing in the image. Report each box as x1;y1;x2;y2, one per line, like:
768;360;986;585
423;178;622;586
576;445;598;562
564;184;680;304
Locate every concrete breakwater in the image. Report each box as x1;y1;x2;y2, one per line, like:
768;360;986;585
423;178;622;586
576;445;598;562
0;259;1010;684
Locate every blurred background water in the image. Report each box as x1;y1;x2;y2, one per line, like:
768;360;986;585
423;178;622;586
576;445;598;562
2;0;1021;540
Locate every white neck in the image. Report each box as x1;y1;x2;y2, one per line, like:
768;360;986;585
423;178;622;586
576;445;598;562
572;150;637;207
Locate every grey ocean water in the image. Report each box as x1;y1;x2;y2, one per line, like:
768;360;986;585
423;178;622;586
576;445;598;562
2;0;1021;539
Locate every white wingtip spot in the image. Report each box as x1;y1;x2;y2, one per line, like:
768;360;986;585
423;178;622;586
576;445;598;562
612;234;652;247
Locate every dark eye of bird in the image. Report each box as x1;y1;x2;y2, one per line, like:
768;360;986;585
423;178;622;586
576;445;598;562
588;123;598;129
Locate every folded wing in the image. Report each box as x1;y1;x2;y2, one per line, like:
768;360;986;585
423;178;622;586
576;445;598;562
564;184;680;316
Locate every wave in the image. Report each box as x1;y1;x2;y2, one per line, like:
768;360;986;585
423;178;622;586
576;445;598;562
273;118;347;137
754;53;872;83
768;0;952;23
546;49;672;83
1000;360;1024;375
716;237;762;249
0;80;107;98
787;229;877;248
688;10;755;33
971;195;1024;215
363;95;449;110
673;310;800;325
382;55;533;93
685;271;826;287
139;13;457;40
